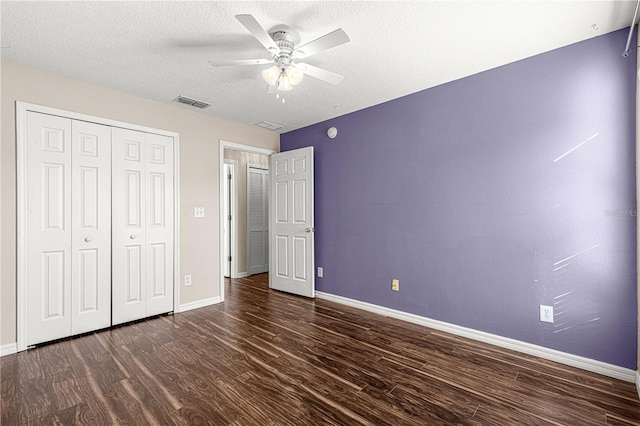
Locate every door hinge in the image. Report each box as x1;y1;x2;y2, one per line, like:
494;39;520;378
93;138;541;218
228;174;232;180
228;214;232;220
228;256;232;262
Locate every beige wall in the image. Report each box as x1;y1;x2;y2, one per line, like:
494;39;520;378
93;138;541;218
1;61;279;347
223;149;270;275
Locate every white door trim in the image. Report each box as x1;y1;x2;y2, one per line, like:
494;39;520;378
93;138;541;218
16;101;181;352
223;160;238;278
218;140;275;302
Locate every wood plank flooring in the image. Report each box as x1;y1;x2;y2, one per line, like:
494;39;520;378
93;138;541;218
2;273;639;425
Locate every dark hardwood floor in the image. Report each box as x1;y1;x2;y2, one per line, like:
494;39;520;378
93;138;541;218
2;273;639;425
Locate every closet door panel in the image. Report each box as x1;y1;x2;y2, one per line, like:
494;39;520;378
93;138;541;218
26;112;73;346
112;128;147;325
113;129;174;323
125;245;144;301
248;167;269;275
146;133;174;316
71;121;112;334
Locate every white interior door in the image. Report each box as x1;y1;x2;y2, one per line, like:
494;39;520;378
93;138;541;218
248;166;269;275
26;112;73;345
112;128;174;325
112;128;146;324
269;147;315;297
25;114;112;345
144;132;174;317
70;120;112;335
111;128;147;325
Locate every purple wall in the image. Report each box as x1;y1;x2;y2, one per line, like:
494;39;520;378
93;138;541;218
281;29;637;369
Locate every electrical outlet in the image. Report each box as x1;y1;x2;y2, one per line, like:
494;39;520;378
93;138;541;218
540;305;553;323
184;274;192;287
392;279;399;291
194;207;205;218
317;267;323;278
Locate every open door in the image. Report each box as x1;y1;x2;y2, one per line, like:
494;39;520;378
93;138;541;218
269;147;315;297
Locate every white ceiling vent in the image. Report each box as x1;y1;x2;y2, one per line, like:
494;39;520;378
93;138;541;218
173;95;211;109
254;121;282;131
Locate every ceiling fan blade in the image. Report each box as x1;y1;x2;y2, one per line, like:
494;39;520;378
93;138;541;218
293;29;350;59
296;63;344;85
235;14;280;55
209;58;272;67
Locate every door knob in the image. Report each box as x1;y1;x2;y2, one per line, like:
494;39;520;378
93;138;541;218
84;237;92;242
305;227;315;233
130;235;136;239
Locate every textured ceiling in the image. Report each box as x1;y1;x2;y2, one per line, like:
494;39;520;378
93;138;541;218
1;1;637;133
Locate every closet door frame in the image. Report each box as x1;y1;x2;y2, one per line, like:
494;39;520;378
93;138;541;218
16;102;181;352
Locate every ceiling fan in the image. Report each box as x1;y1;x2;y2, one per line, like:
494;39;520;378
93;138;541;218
209;14;350;102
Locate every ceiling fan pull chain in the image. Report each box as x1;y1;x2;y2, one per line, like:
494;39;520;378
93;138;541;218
275;75;285;103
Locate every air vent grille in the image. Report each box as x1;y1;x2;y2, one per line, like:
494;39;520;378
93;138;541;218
254;121;282;130
173;95;211;109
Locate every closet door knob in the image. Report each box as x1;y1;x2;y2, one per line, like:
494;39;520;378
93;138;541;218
84;237;92;242
130;235;136;239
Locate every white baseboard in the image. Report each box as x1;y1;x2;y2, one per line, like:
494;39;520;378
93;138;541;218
1;342;17;357
1;297;223;356
230;272;248;279
636;371;640;398
177;296;221;313
315;291;637;383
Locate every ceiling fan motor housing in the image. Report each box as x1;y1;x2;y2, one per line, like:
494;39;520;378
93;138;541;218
273;31;295;70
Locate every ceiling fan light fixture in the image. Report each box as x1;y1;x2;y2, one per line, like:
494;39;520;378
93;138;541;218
286;65;304;86
277;71;294;92
261;66;280;85
263;65;303;92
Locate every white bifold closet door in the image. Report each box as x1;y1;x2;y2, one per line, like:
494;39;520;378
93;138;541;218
112;128;174;325
26;112;112;346
247;166;269;275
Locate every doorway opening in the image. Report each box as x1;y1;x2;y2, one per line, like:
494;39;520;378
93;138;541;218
218;140;275;303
